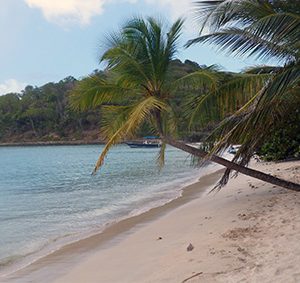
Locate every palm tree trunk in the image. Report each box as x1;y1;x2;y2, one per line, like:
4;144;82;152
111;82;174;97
163;137;300;192
29;118;37;137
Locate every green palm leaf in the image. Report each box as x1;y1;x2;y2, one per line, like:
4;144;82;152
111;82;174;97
93;96;168;174
189;0;300;169
70;75;136;111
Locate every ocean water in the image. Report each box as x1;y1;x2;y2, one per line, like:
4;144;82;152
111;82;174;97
0;144;209;276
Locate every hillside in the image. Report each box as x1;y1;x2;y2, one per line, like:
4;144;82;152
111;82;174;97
0;59;203;144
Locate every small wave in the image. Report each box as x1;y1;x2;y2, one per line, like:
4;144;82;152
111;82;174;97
0;255;22;268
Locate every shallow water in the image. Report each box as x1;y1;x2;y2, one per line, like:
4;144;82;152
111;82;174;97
0;144;203;275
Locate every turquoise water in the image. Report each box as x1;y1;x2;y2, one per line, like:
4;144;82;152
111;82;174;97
0;144;205;275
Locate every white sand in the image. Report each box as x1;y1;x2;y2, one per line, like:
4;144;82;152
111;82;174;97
48;160;300;283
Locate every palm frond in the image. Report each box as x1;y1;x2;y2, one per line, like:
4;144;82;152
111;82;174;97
100;105;133;139
165;18;185;60
249;12;300;45
70;74;135;111
193;0;275;33
217;72;272;114
101;44;151;87
173;69;220;92
192;0;298;33
187;27;295;62
184;71;271;130
93;96;168;173
184;92;218;129
243;65;281;74
205;62;300;167
100;17;185;97
156;142;167;169
190;0;300;63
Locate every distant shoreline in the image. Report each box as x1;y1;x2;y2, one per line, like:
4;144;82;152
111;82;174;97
0;138;165;147
0;140;105;147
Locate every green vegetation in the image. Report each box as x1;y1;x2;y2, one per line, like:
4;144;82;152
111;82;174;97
258;111;300;161
0;60;204;143
0;76;102;142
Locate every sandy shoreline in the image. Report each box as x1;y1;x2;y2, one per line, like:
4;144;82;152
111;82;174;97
3;160;300;283
2;165;225;283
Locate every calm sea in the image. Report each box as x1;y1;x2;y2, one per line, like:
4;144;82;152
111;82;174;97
0;144;211;276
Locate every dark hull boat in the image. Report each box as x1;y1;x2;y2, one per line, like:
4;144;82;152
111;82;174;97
125;141;161;148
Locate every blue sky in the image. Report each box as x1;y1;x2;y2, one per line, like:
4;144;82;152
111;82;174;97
0;0;262;95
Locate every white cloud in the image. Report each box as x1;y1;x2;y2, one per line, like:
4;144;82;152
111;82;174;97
24;0;194;28
24;0;107;26
0;79;27;95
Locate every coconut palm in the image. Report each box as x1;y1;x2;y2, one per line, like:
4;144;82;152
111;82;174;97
71;16;300;191
187;0;300;186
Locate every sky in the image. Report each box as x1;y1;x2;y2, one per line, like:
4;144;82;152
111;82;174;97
0;0;263;95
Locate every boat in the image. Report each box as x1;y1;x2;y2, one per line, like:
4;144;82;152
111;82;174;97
125;137;161;148
125;140;161;148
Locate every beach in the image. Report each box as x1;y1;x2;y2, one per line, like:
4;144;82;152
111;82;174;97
4;159;300;283
1;1;299;282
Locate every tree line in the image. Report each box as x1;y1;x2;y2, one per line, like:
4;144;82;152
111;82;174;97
0;60;213;143
0;75;105;142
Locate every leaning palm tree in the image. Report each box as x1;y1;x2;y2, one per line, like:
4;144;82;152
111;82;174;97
187;0;300;187
71;16;300;191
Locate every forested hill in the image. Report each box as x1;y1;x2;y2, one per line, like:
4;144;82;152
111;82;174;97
0;59;202;143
